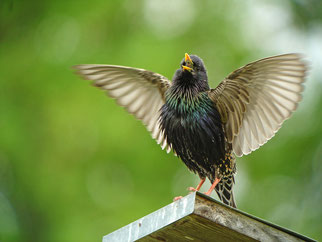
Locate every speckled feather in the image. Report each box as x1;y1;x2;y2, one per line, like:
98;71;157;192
74;53;308;208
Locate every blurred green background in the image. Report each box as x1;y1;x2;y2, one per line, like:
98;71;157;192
1;0;321;241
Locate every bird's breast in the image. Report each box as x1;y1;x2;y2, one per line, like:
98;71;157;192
159;92;226;163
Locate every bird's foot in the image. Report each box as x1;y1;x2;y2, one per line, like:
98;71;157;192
188;178;206;192
204;191;212;196
173;196;183;201
188;187;198;191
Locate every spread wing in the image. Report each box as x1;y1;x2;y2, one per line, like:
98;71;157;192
208;54;308;157
74;64;172;152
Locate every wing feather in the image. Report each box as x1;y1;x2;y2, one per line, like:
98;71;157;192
74;64;171;151
208;54;308;156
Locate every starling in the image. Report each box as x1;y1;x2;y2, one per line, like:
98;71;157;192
74;53;307;208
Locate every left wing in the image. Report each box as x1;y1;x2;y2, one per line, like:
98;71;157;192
74;64;172;152
208;54;308;156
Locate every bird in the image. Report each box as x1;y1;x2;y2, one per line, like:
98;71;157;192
74;53;307;208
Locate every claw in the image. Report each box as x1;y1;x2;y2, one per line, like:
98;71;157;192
173;196;183;201
188;187;198;191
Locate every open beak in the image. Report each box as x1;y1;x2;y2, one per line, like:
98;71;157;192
182;53;193;72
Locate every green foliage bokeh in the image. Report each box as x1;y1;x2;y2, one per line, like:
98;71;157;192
0;0;321;241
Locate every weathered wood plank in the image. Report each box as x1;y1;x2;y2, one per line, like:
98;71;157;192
102;192;316;242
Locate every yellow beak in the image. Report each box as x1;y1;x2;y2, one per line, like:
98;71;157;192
182;53;193;72
185;53;192;64
182;65;193;71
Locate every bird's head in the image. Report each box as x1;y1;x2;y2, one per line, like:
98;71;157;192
173;53;208;89
181;53;206;74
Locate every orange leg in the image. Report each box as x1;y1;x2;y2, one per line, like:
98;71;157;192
188;178;206;192
204;178;221;196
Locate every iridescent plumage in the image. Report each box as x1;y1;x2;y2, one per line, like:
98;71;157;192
74;53;308;208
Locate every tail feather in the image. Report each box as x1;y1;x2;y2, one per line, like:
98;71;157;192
214;175;236;208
